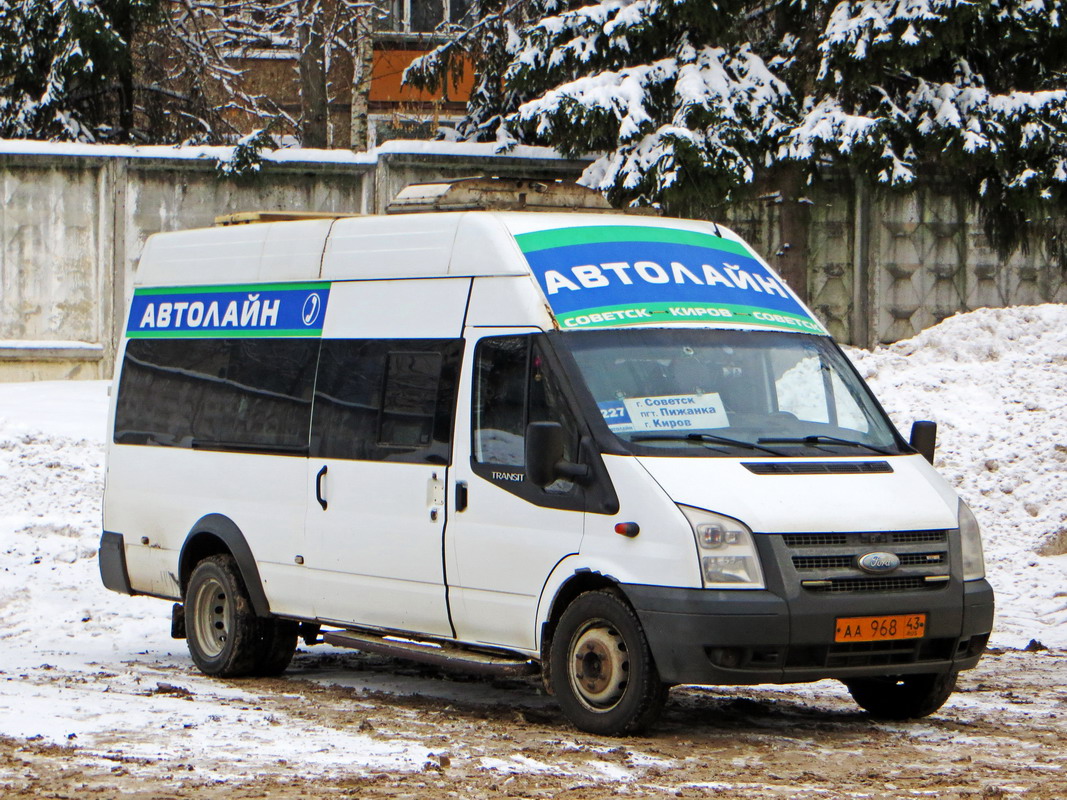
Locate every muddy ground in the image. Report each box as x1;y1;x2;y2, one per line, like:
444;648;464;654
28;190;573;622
1;644;1064;799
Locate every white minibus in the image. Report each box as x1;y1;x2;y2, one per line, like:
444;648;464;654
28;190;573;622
100;183;993;734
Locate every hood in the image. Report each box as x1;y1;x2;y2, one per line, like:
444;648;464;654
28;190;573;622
634;453;960;533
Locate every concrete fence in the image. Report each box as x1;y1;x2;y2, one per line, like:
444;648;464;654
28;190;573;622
719;182;1067;346
0;142;587;381
1;140;1064;382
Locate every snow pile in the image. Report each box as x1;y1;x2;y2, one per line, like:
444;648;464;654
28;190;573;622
847;304;1067;646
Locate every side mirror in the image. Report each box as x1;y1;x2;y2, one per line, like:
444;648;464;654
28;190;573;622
910;420;937;464
525;421;590;487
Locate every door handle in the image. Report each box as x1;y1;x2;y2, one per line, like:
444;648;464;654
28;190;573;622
315;465;328;510
455;480;468;512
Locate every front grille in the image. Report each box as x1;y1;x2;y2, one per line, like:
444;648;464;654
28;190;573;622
786;637;957;669
793;552;945;571
710;637;960;671
784;533;849;547
793;555;853;570
900;552;945;567
893;530;948;544
784;530;947;547
778;530;953;594
802;576;942;593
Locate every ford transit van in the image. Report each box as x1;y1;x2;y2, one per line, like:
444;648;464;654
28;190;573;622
100;184;993;734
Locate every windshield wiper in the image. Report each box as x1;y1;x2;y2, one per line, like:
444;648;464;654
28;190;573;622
757;435;894;455
631;432;788;456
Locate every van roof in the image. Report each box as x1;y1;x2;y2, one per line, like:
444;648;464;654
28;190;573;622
134;212;742;287
133;212;825;336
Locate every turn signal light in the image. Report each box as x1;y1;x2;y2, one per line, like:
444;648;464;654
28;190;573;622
614;522;640;537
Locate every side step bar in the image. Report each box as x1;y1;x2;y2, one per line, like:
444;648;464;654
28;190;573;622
322;629;539;677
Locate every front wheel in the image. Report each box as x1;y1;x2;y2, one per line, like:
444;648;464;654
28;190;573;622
844;672;958;720
549;590;668;736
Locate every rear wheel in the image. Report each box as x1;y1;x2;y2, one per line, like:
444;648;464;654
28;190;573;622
549;590;668;736
844;672;958;720
185;554;296;677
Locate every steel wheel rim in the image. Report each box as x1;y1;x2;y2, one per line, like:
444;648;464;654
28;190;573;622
191;576;230;659
568;619;629;711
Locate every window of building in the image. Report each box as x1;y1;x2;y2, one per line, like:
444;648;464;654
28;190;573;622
383;0;473;33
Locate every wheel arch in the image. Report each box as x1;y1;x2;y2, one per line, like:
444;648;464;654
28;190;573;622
537;565;630;691
179;514;271;617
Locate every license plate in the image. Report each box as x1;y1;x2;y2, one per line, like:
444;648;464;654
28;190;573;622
834;613;926;643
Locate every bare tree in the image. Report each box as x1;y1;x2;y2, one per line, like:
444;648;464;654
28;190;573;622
184;0;384;148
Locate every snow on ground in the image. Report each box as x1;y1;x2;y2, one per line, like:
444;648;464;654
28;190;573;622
0;304;1065;779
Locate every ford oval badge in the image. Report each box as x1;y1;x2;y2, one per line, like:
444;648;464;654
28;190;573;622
857;552;900;574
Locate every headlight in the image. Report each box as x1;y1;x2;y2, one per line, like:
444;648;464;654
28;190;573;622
959;499;986;581
679;505;765;590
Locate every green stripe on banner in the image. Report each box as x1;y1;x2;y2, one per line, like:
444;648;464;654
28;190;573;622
554;301;825;334
127;328;321;339
134;282;331;296
514;226;753;258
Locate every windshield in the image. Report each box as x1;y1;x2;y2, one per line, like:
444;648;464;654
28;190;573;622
561;329;905;457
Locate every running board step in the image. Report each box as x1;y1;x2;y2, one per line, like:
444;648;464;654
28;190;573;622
322;630;538;677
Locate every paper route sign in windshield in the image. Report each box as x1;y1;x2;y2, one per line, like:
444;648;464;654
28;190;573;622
515;225;825;334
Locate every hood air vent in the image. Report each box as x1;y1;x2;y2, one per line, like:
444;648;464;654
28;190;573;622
742;461;893;475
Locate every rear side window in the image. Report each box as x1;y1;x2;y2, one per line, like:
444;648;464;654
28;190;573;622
311;339;463;464
114;338;318;454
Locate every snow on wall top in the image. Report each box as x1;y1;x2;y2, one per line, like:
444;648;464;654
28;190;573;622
0;137;571;165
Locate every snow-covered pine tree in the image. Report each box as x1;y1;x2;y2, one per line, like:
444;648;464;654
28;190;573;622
0;1;384;148
411;0;1067;264
404;0;544;142
0;0;158;141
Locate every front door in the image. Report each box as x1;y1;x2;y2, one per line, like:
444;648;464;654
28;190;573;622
446;329;587;651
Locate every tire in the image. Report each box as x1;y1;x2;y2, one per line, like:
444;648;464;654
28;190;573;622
549;590;668;736
185;554;295;677
844;672;958;720
253;618;299;677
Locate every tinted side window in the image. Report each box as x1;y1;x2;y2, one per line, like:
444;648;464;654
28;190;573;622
114;338;318;453
311;339;462;464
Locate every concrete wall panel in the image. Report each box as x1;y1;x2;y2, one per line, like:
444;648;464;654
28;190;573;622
1;149;1065;382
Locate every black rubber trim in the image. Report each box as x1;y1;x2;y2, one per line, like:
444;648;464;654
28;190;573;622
180;514;271;617
98;531;135;595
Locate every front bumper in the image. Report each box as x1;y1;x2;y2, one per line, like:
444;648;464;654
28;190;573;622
623;579;994;685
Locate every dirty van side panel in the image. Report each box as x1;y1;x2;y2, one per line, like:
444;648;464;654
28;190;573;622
106;335;317;615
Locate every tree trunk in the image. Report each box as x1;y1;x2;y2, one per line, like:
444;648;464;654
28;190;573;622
297;5;328;148
115;12;136;142
773;163;812;304
349;10;374;151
